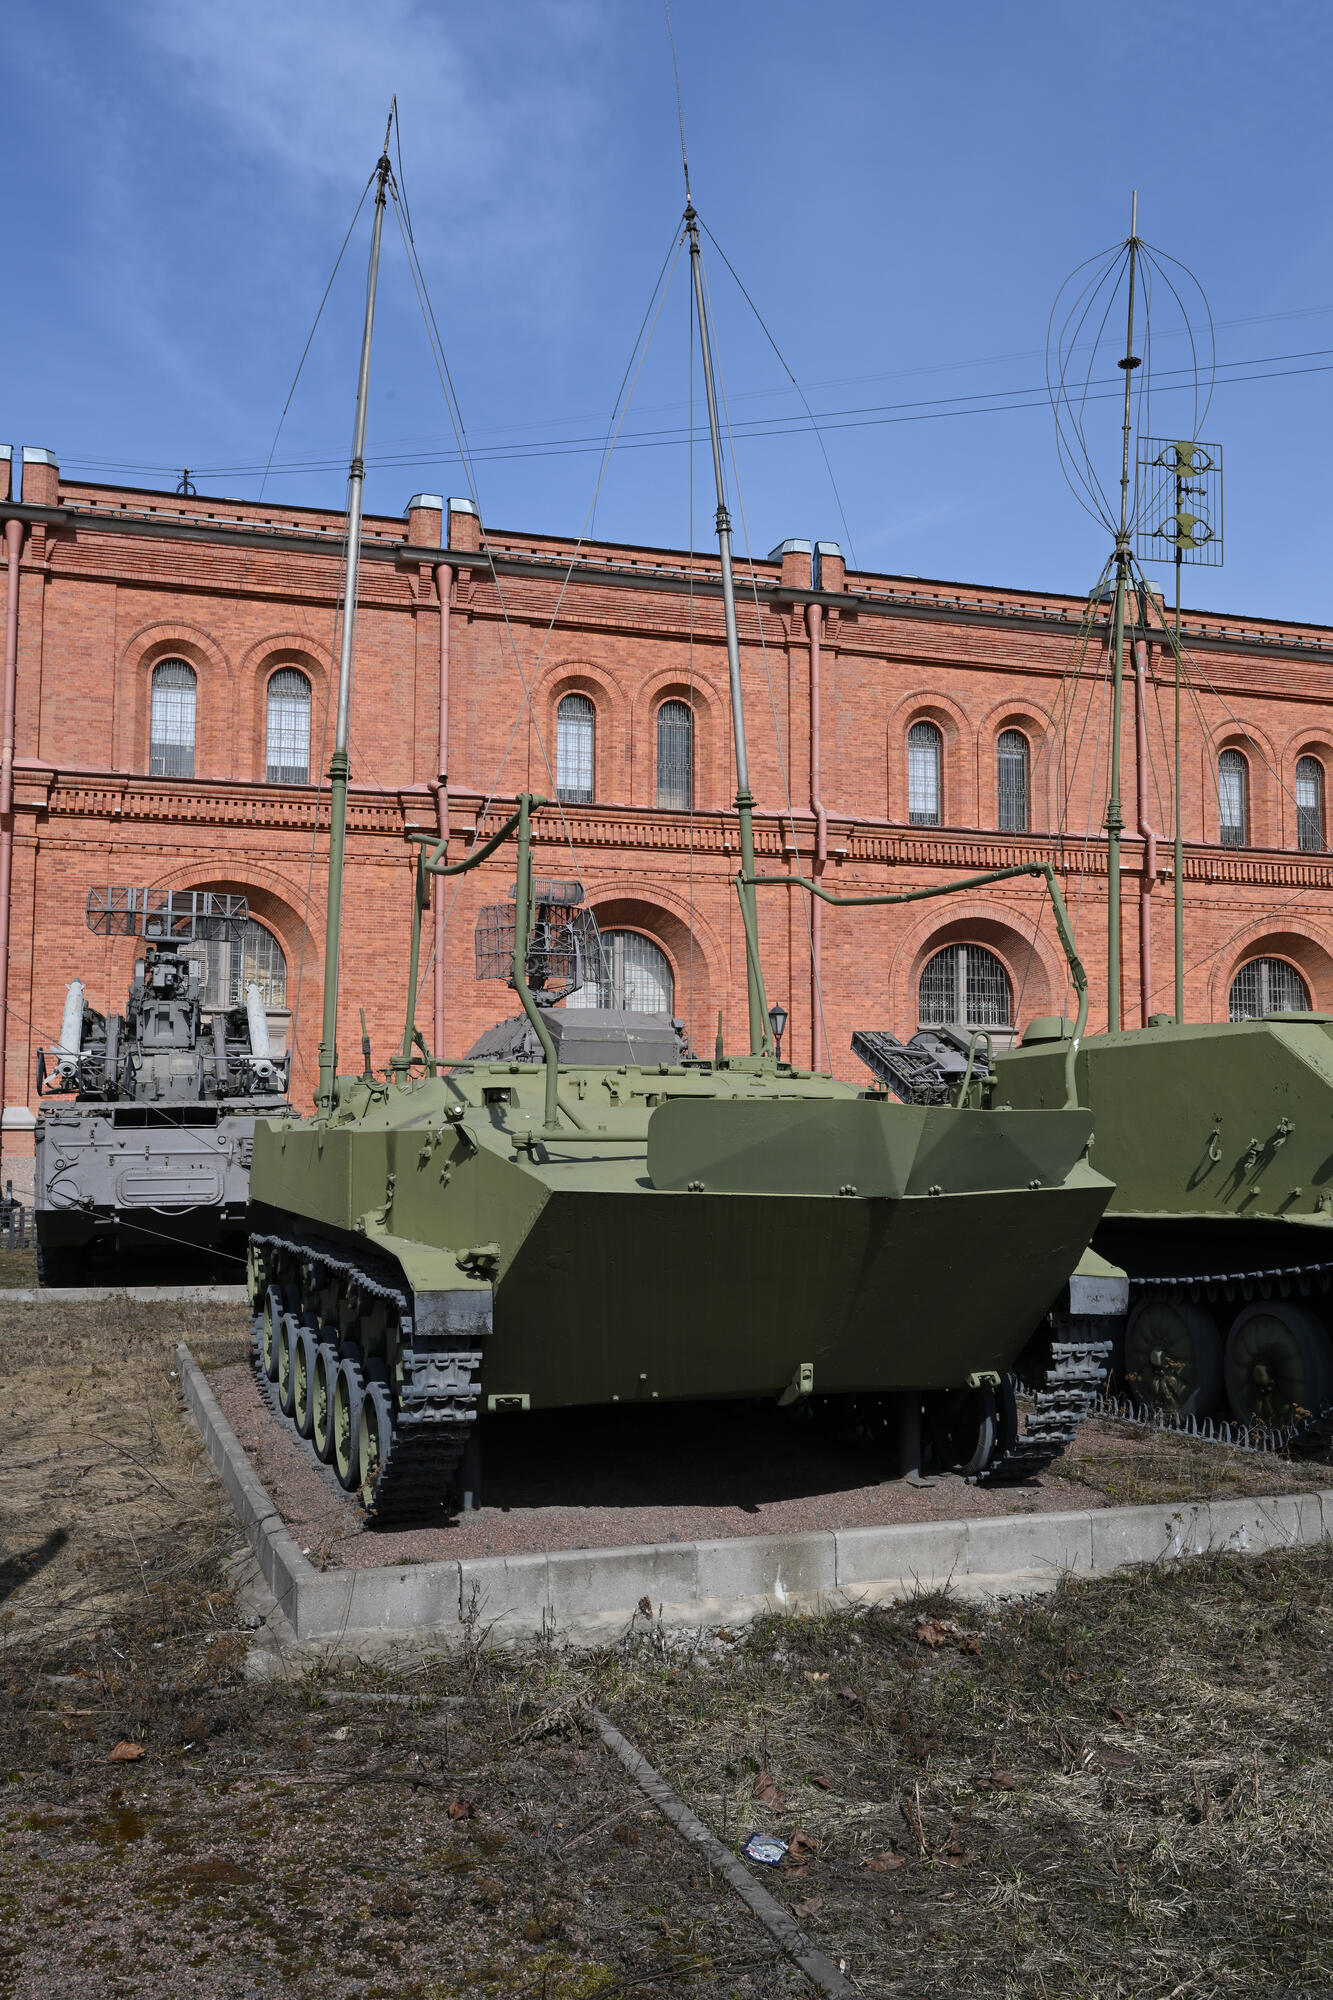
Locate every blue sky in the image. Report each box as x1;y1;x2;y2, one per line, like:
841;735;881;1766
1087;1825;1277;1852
5;1;1332;622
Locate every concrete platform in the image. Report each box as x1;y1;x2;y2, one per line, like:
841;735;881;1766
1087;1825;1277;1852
177;1342;1333;1653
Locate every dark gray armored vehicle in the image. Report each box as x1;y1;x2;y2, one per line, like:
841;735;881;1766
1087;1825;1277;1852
33;889;292;1284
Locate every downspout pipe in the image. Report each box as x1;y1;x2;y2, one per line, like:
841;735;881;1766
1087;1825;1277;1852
1132;632;1159;1027
0;516;23;1126
431;557;454;1061
805;597;828;1071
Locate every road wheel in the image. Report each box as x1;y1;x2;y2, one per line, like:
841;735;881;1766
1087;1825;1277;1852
260;1284;284;1381
1224;1302;1333;1429
333;1355;366;1491
311;1342;340;1462
277;1313;301;1418
358;1381;396;1503
926;1383;998;1478
1124;1299;1223;1418
292;1329;319;1439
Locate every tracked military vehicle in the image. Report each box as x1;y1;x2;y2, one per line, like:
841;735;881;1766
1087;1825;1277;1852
997;1015;1333;1437
246;150;1118;1521
34;888;291;1284
993;209;1333;1441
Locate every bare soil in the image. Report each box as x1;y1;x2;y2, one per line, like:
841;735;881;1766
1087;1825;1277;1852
4;1297;1332;1998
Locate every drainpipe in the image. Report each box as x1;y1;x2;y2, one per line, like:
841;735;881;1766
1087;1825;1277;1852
430;558;454;1060
805;597;828;1071
1133;632;1159;1027
0;516;23;1122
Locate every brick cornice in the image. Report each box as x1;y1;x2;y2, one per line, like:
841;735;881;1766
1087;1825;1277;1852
7;496;1330;669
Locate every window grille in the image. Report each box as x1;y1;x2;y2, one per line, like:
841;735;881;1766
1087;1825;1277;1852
566;929;673;1013
997;728;1029;833
1218;748;1247;847
656;700;693;810
556;693;595;804
266;668;311;785
907;721;942;826
918;943;1012;1031
1296;756;1324;852
188;918;287;1010
1228;956;1309;1021
149;659;196;778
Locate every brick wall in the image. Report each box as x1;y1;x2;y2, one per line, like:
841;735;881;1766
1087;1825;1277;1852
3;455;1333;1158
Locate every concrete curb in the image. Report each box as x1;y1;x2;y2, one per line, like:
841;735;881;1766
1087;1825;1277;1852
5;1285;248;1304
176;1343;1333;1652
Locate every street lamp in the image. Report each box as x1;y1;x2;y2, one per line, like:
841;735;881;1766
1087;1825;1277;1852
768;1001;788;1063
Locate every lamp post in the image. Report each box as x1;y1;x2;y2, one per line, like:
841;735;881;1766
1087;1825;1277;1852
768;1002;788;1065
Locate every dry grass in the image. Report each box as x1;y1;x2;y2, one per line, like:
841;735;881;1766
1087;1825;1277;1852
580;1552;1333;1999
0;1244;38;1288
0;1298;808;1999
1053;1414;1333;1507
3;1299;1332;1997
0;1298;248;1644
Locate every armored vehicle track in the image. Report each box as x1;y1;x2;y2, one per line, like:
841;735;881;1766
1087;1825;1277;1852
250;1232;484;1524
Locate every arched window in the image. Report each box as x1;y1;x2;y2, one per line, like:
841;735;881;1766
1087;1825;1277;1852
1296;756;1324;852
149;659;196;778
996;728;1029;833
656;699;693;810
189;919;288;1011
1218;748;1247;847
556;693;595;804
568;929;673;1013
266;668;311;785
918;943;1013;1032
907;720;942;826
1229;957;1309;1021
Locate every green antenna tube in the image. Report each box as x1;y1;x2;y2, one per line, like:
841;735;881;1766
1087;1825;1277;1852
318;134;394;1114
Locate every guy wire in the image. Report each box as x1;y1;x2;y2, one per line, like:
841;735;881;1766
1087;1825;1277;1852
389;164;688;1051
699;239;832;1067
699;217;860;571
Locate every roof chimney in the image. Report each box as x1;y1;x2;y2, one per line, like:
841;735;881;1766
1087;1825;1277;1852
405;492;444;547
447;496;481;553
21;447;58;507
767;537;813;587
813;541;844;593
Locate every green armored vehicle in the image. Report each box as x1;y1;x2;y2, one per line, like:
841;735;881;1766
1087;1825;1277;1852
991;210;1333;1442
998;1014;1333;1435
246;152;1118;1519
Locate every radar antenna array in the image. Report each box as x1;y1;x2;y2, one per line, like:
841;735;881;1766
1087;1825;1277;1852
1135;437;1223;568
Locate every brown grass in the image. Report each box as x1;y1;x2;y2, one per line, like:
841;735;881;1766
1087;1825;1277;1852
1054;1414;1333;1507
3;1298;1331;1998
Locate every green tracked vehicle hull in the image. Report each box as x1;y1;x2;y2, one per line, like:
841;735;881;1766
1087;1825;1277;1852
247;1056;1112;1517
996;1013;1333;1432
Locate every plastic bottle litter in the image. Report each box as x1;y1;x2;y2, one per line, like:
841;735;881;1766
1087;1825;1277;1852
742;1834;788;1866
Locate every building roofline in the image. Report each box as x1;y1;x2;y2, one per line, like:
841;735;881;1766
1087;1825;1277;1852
6;481;1332;651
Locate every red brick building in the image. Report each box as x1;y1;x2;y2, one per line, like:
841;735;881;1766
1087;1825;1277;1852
4;441;1333;1172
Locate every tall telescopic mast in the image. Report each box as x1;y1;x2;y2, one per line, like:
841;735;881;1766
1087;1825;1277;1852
317;133;393;1112
1105;190;1140;1035
685;206;771;1055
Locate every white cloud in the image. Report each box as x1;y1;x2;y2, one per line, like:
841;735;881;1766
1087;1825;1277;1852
129;0;605;312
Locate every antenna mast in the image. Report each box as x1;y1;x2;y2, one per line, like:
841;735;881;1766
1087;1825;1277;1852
684;206;771;1055
317;125;394;1112
1104;190;1140;1035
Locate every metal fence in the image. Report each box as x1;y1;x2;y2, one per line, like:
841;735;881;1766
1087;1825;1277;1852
0;1183;28;1251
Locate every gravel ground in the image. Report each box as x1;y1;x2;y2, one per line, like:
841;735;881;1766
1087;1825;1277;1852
208;1358;1333;1571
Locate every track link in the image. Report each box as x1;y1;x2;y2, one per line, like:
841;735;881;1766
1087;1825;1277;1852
251;1230;485;1525
974;1331;1113;1487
